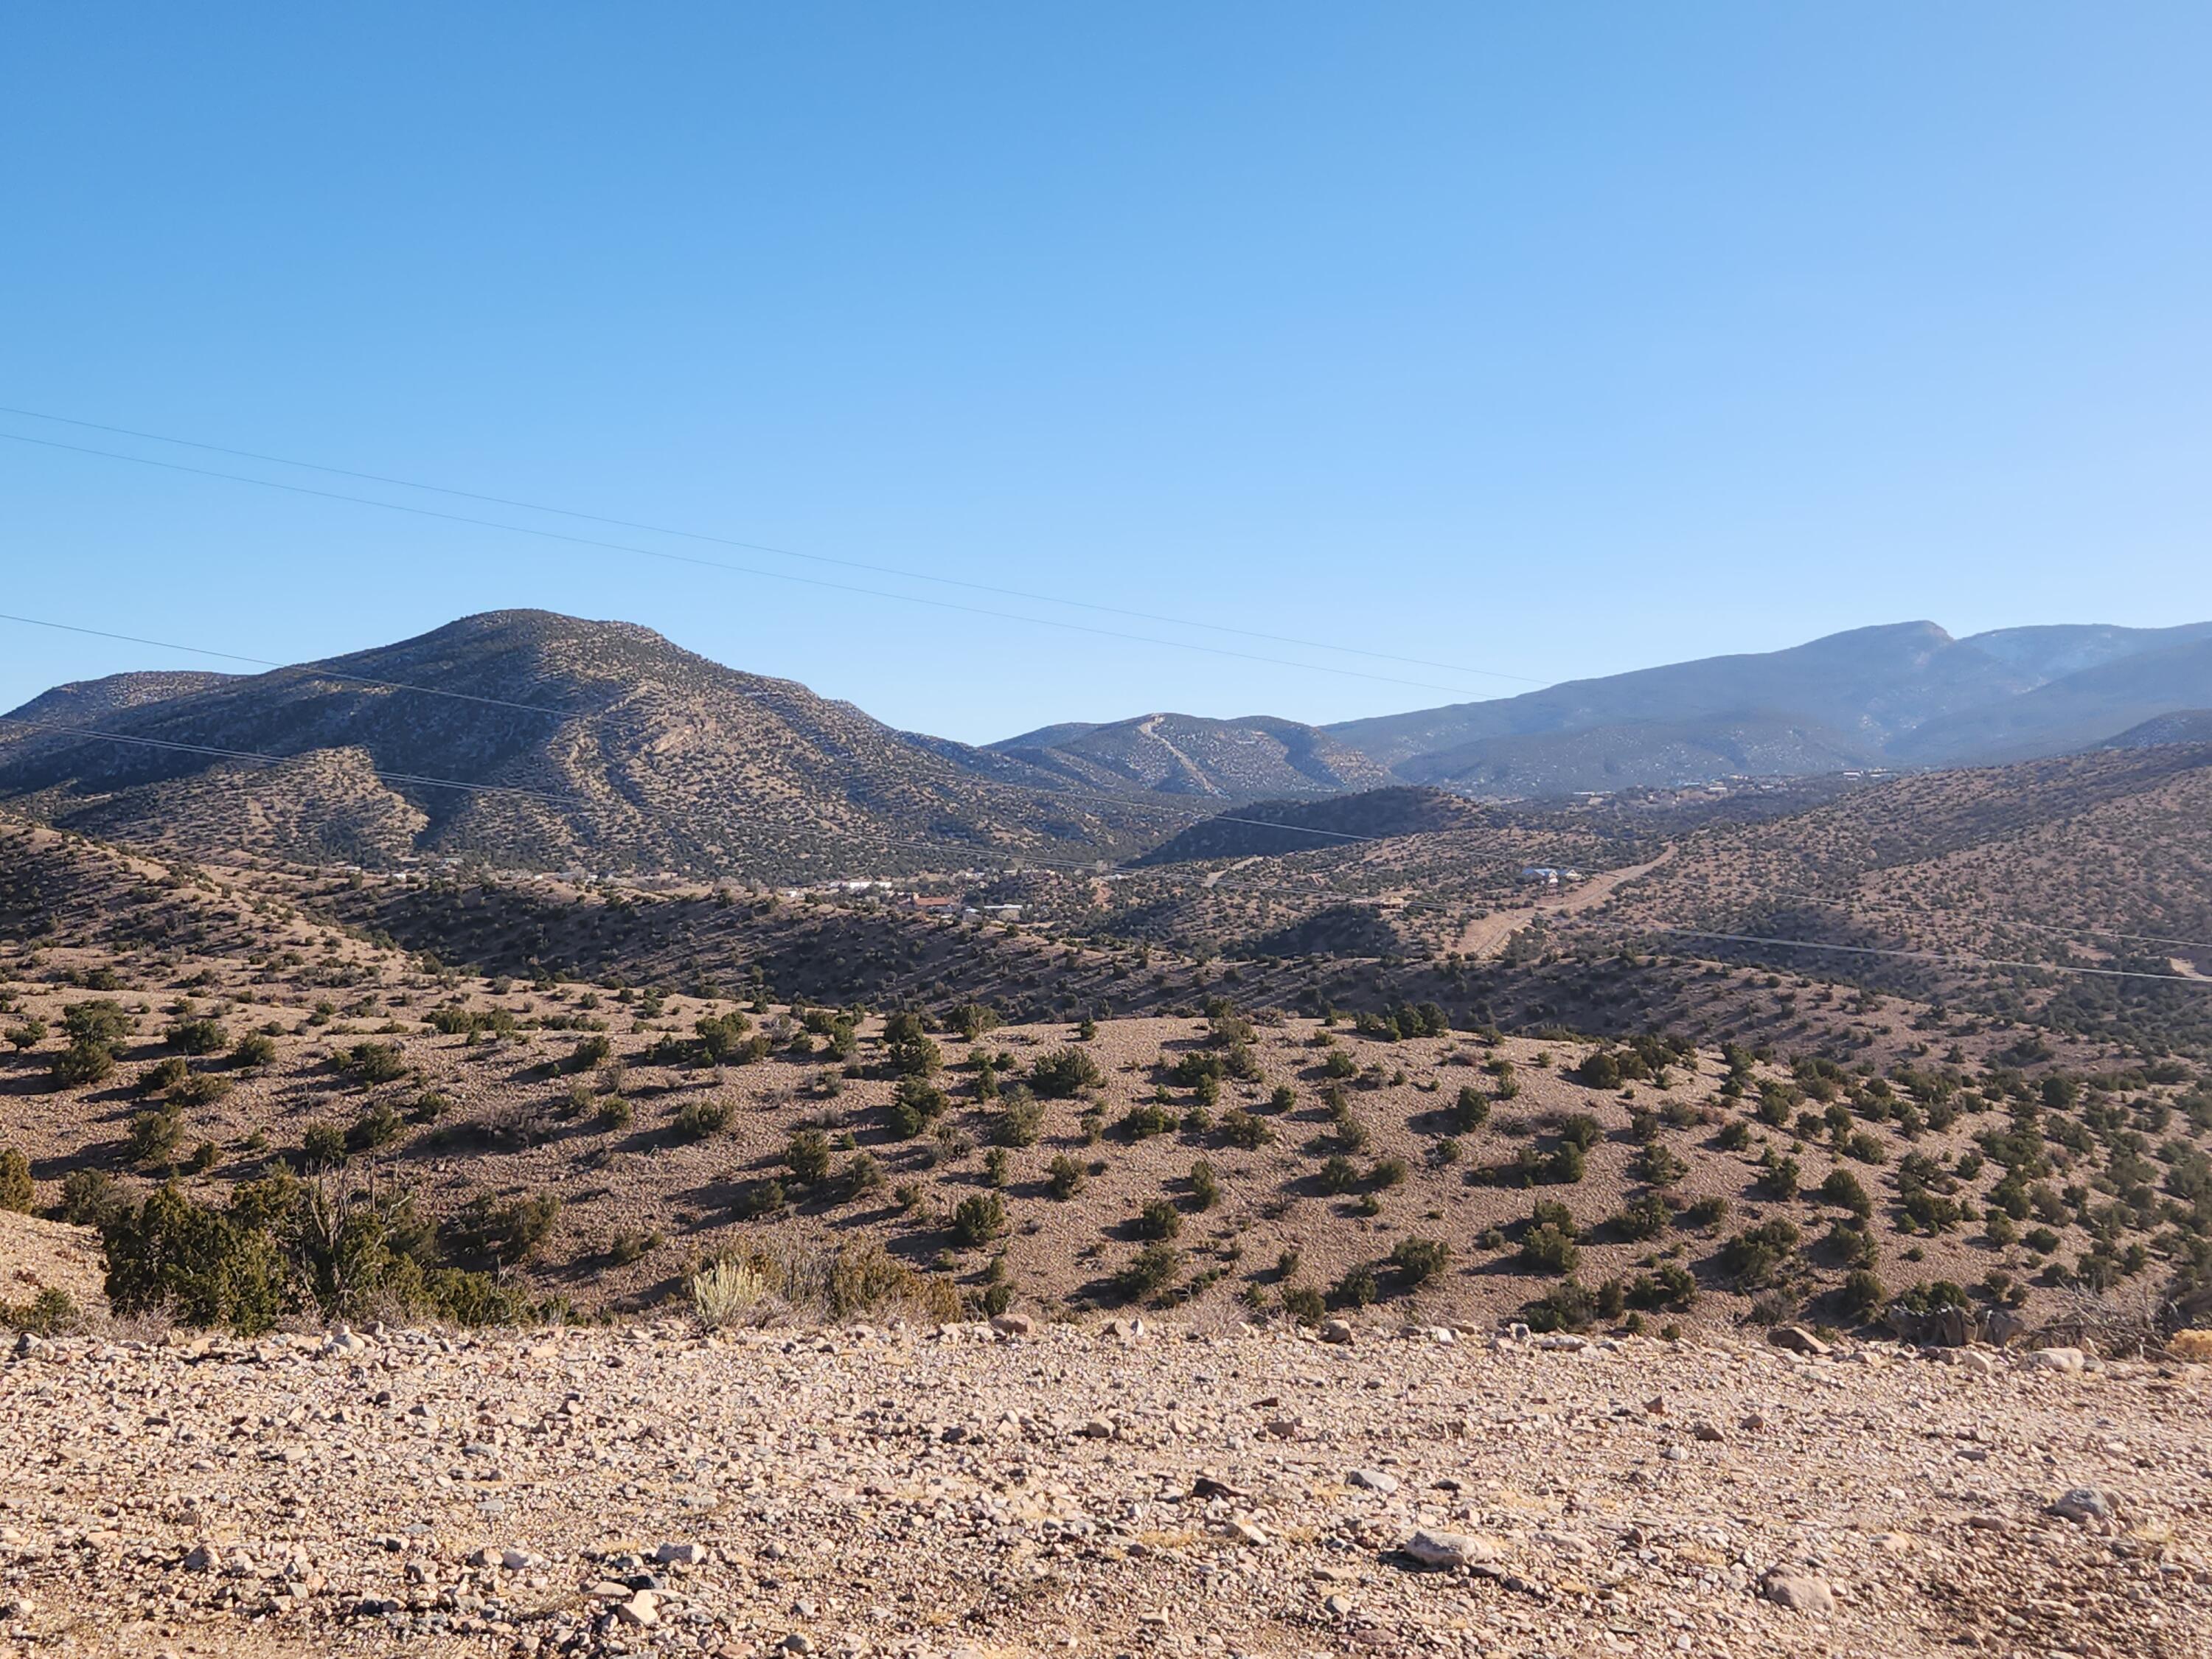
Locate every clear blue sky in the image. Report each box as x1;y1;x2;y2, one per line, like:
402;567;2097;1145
4;4;2208;742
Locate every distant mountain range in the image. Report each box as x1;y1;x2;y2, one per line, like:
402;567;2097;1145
6;609;2212;877
1315;619;2212;796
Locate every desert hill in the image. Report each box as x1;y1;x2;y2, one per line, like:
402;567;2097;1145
990;710;1390;799
0;611;1180;881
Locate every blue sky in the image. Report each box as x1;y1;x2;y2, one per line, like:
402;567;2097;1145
4;4;2208;742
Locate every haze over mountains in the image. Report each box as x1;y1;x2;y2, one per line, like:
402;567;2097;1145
3;608;2211;879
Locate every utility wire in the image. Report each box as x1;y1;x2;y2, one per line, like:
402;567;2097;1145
0;403;1544;686
1652;928;2212;988
0;429;1493;698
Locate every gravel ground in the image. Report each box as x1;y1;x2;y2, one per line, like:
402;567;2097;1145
3;1318;2208;1659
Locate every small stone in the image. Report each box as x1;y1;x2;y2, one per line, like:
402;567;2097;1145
1761;1571;1835;1615
1692;1422;1725;1443
2026;1346;2087;1374
1078;1417;1115;1440
988;1313;1034;1338
614;1590;661;1627
1324;1593;1354;1617
1768;1326;1829;1357
1347;1468;1399;1493
1320;1318;1355;1346
654;1542;709;1565
782;1635;814;1655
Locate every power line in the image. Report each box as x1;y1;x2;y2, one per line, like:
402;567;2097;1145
1652;927;2212;988
0;403;1545;686
0;428;1501;698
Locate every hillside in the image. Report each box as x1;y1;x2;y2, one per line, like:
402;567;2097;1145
1326;619;2212;795
0;611;1175;881
990;711;1391;799
1131;785;1484;864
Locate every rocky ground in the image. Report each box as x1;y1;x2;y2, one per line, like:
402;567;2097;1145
4;1315;2208;1659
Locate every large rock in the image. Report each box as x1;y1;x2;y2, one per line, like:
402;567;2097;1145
1761;1571;1836;1615
2025;1346;2086;1374
1402;1529;1501;1569
1767;1326;1829;1356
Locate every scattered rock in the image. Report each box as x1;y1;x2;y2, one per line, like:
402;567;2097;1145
1761;1571;1836;1615
1319;1318;1356;1346
1768;1326;1829;1357
2025;1346;2087;1374
1346;1467;1399;1494
1402;1529;1501;1569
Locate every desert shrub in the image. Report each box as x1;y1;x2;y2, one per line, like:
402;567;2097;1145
1390;1236;1451;1286
887;1077;950;1138
1119;1102;1176;1141
102;1183;287;1334
1823;1220;1880;1268
1626;1263;1698;1311
1451;1085;1491;1132
347;1100;403;1152
693;1009;756;1063
1219;1108;1272;1150
1117;1242;1180;1299
232;1032;278;1068
1757;1150;1801;1199
690;1257;772;1329
568;1034;612;1073
1189;1159;1221;1211
1331;1263;1380;1307
734;1179;787;1220
0;1148;32;1214
992;1095;1046;1147
948;1003;1001;1040
1318;1155;1360;1194
1635;1143;1688;1186
596;1095;633;1130
173;1071;234;1108
951;1192;1008;1247
674;1096;733;1139
59;1168;124;1228
4;1019;46;1051
1;1285;78;1336
1839;1268;1887;1321
1137;1197;1182;1239
167;1018;229;1057
1820;1166;1874;1218
63;1001;134;1048
1030;1047;1104;1097
1717;1118;1752;1151
1267;1083;1298;1113
1320;1049;1357;1080
785;1129;832;1184
128;1107;187;1167
1519;1200;1579;1273
1680;1194;1728;1229
1718;1218;1801;1288
838;1151;884;1201
52;1040;116;1089
1368;1155;1410;1189
882;1014;942;1079
1281;1284;1326;1324
1523;1278;1598;1332
444;1191;562;1266
1614;1192;1671;1240
1573;1050;1622;1090
982;1147;1010;1188
1001;1153;1064;1208
335;1042;406;1085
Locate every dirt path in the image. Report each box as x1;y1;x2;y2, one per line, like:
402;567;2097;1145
1453;845;1676;959
1135;714;1225;796
1202;853;1264;888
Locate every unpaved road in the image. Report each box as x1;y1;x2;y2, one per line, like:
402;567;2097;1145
1454;846;1677;959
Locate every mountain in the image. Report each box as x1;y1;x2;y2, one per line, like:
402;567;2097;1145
1326;619;2212;795
4;669;239;727
989;711;1390;799
0;611;1172;880
2106;709;2212;748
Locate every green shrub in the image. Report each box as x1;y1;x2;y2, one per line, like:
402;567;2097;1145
337;1042;407;1085
673;1096;733;1139
347;1101;403;1152
1522;1279;1598;1333
1281;1284;1326;1324
59;1168;123;1228
1839;1268;1886;1321
842;1152;885;1200
102;1183;286;1334
1118;1102;1176;1140
128;1107;187;1168
1318;1155;1360;1194
0;1148;32;1214
1681;1194;1728;1230
62;1001;133;1048
1718;1219;1801;1288
300;1121;349;1169
52;1040;116;1089
1614;1192;1671;1240
1390;1236;1451;1286
1626;1263;1698;1311
1046;1155;1086;1200
992;1095;1046;1147
1331;1263;1380;1308
1116;1242;1180;1299
232;1032;279;1068
951;1193;1008;1248
1189;1159;1221;1211
1030;1047;1104;1097
1220;1108;1272;1150
1368;1155;1409;1189
1137;1197;1182;1239
785;1129;832;1184
443;1191;562;1265
568;1034;612;1073
1519;1222;1579;1276
4;1019;46;1051
1820;1167;1874;1218
886;1077;949;1138
1451;1085;1491;1132
167;1018;229;1057
596;1095;633;1130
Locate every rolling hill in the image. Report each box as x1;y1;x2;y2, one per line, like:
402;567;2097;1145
989;711;1390;799
0;611;1178;880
